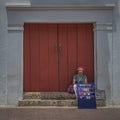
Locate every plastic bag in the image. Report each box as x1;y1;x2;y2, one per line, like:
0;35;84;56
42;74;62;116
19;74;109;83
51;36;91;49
67;85;74;94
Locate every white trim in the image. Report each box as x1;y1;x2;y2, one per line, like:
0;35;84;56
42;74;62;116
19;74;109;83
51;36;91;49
96;23;112;25
94;23;113;31
6;5;114;11
105;4;115;7
8;26;24;31
6;3;31;6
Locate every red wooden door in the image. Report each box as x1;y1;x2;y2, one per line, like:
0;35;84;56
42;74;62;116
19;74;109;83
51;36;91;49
24;23;94;92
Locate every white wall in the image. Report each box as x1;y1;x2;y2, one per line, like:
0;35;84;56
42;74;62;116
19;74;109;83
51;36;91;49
7;7;113;105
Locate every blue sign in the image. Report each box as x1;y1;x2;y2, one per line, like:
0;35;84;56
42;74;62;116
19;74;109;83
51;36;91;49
77;83;96;109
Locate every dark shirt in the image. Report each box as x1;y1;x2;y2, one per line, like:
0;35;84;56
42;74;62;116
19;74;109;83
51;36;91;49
73;74;87;84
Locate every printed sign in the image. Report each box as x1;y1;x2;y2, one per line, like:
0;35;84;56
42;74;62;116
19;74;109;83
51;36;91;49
77;84;95;100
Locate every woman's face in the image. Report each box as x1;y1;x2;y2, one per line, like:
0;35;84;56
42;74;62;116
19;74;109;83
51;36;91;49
78;70;83;76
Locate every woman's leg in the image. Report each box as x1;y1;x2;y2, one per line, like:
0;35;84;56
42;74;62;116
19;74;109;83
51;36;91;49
73;84;77;98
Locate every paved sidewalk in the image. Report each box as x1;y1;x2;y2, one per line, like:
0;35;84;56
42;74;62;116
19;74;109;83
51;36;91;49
0;107;120;120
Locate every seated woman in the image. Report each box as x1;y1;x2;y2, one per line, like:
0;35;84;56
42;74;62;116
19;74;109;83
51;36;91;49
73;67;87;98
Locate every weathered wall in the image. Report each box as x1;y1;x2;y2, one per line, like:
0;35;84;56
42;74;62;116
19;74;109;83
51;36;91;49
7;29;23;105
0;3;8;106
112;0;120;105
7;7;113;105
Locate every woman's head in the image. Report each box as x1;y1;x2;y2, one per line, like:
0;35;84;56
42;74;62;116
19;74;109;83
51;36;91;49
77;67;84;76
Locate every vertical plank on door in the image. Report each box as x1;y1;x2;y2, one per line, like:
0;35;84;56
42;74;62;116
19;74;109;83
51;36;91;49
29;24;40;91
58;24;68;91
77;24;94;82
39;24;49;91
67;24;77;85
24;24;31;92
48;24;59;91
86;24;94;82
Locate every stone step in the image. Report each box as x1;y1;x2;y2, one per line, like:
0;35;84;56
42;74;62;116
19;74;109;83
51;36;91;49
18;99;105;107
20;92;106;107
23;92;76;100
18;99;77;107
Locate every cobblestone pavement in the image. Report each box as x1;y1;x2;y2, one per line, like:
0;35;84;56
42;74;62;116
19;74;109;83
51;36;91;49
0;107;120;120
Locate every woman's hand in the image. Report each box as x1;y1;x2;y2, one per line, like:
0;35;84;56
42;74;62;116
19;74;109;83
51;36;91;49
85;78;88;83
73;79;76;84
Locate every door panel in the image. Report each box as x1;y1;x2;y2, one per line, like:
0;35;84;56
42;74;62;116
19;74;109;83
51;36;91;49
58;24;68;91
29;24;40;91
78;24;94;82
48;24;59;91
39;24;49;91
67;24;77;85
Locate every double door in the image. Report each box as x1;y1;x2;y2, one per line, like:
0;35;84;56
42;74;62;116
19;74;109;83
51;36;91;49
24;23;94;92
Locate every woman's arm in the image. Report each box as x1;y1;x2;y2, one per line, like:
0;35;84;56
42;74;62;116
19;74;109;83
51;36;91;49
85;77;88;83
73;79;76;84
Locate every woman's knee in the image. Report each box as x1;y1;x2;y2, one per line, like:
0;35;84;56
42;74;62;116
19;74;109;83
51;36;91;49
73;84;77;87
73;84;77;90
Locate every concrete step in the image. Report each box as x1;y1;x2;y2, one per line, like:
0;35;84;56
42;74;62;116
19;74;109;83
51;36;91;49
23;92;76;100
18;99;77;107
19;92;106;107
18;99;105;107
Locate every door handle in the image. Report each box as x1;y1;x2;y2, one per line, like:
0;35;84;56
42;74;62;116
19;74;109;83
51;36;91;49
59;43;62;55
55;43;58;53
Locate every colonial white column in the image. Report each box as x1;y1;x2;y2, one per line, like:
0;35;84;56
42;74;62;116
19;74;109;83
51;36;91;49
7;26;24;105
112;0;120;105
0;4;8;105
94;23;113;105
